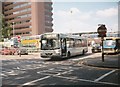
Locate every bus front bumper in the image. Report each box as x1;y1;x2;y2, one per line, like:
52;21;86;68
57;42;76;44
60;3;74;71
40;53;61;59
103;49;118;54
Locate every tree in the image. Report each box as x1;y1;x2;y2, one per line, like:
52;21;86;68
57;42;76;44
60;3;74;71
0;13;12;41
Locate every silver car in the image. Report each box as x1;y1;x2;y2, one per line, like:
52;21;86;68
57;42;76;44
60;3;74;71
17;47;28;55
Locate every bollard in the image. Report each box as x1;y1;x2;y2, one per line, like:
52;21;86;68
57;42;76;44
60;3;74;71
19;49;21;57
19;52;21;57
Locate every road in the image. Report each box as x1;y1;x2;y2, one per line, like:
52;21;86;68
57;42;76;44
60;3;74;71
1;52;119;86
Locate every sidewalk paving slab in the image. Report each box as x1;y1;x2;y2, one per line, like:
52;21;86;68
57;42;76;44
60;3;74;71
82;54;119;69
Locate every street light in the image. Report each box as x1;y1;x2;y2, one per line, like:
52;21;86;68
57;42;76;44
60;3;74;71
12;22;15;37
70;10;73;35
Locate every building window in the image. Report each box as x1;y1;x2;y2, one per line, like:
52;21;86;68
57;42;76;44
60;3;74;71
26;32;30;34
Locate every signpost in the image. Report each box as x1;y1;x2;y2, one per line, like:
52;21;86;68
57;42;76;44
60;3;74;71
97;24;107;62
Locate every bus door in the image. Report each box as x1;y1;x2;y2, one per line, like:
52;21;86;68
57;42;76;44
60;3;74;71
116;39;120;52
60;38;67;56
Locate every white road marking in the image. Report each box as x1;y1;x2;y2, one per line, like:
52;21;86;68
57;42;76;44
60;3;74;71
55;75;119;85
7;70;14;74
37;69;73;76
94;69;117;82
55;70;73;76
22;66;118;86
23;76;51;85
37;68;55;74
0;73;7;77
15;75;31;80
23;69;73;85
60;70;73;75
16;67;20;70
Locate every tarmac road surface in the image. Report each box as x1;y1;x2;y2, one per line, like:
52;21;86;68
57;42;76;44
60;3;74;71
1;52;119;86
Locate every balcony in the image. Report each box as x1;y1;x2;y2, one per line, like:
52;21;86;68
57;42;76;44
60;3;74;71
4;5;31;15
11;28;32;34
4;2;13;6
21;33;32;36
13;22;31;29
45;28;53;32
7;16;31;24
5;11;31;19
45;10;53;16
4;2;27;10
45;16;53;21
45;22;53;26
44;3;53;10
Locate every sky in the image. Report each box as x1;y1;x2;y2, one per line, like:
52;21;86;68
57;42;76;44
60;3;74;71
52;1;119;33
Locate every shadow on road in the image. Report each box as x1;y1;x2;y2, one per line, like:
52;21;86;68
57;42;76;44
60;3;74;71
45;53;94;62
104;53;120;55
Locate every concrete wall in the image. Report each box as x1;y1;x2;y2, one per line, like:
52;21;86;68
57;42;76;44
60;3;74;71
0;1;2;41
31;2;45;35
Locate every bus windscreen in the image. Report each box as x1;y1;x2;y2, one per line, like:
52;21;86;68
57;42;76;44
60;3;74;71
41;39;60;50
103;40;116;48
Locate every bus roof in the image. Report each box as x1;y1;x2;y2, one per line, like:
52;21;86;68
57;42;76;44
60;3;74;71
42;33;86;39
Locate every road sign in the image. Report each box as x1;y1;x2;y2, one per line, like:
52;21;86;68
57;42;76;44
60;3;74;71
97;25;107;37
16;36;21;42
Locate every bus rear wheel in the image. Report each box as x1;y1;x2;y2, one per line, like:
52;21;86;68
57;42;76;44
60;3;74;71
67;52;71;58
92;49;95;53
82;50;85;55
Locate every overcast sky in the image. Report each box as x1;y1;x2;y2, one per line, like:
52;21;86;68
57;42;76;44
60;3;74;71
52;1;119;33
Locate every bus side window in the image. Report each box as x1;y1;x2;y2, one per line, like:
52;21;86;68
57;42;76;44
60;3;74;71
71;39;74;47
67;38;73;48
66;38;70;48
73;40;75;47
79;39;82;47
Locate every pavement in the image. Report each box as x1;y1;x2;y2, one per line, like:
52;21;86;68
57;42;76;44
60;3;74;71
0;53;40;60
82;53;119;69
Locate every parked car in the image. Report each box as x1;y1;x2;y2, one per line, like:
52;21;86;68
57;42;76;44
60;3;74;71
17;47;28;55
91;44;101;53
0;47;16;55
10;47;17;55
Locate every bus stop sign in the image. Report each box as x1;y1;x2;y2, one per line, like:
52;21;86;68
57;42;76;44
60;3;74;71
97;25;107;37
97;24;107;62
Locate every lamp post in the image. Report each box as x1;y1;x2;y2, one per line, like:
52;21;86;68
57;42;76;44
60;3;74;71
70;10;73;35
12;22;15;37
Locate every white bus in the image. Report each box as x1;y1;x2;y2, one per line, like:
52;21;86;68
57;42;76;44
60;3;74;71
40;33;88;59
103;37;120;54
